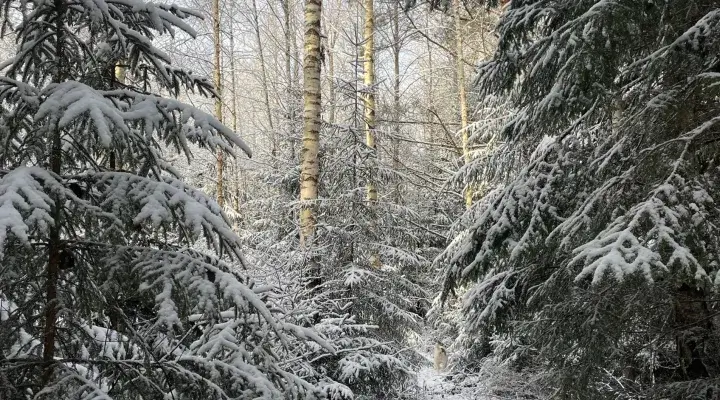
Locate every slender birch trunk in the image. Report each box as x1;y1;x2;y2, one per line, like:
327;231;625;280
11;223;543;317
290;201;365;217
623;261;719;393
230;27;242;216
325;0;340;125
453;0;471;208
363;0;381;269
252;0;277;157
284;0;295;161
425;24;435;145
327;31;336;125
391;0;401;203
212;0;224;207
300;0;322;247
363;0;377;203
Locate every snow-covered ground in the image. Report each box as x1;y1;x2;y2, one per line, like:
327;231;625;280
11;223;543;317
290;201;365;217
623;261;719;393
405;328;546;400
415;363;478;399
406;340;495;400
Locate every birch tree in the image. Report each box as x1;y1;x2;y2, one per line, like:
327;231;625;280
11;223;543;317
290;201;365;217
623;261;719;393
452;0;472;208
212;0;225;207
300;0;322;247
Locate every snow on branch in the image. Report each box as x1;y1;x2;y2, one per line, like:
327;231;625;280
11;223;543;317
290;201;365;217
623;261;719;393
441;136;565;291
119;92;252;157
571;176;709;285
36;82;129;147
31;82;250;159
0;168;54;256
87;171;243;256
0;167;115;256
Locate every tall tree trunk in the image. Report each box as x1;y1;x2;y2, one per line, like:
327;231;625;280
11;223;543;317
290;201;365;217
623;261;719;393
453;0;471;208
109;62;126;171
212;0;224;207
391;0;401;204
252;0;277;157
363;0;377;203
325;0;340;126
292;6;301;95
300;0;322;248
43;0;67;385
327;31;336;125
230;26;242;217
284;0;296;162
353;0;360;191
363;0;381;269
425;24;435;145
106;61;126;331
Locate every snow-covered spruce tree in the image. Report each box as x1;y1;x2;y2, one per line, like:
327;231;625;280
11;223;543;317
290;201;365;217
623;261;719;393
433;94;513;367
0;0;335;398
233;183;426;399
440;0;720;398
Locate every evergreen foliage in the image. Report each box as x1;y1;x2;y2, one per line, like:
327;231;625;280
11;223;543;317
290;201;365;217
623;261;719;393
441;0;720;398
0;0;336;398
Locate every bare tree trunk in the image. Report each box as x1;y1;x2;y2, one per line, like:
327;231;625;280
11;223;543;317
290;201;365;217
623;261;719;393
425;25;435;145
391;0;401;204
363;0;377;203
212;0;224;207
300;0;322;247
252;0;277;157
109;62;126;171
292;6;300;93
43;187;61;386
230;26;242;217
325;0;341;126
42;0;67;385
363;0;381;269
453;0;471;208
327;31;336;125
105;61;127;330
284;0;296;161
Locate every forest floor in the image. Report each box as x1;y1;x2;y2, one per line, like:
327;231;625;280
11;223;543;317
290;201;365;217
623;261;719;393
414;362;477;399
406;334;495;400
406;338;546;399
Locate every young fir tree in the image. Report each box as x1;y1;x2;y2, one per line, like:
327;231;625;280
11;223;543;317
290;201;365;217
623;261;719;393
0;0;337;398
440;0;720;398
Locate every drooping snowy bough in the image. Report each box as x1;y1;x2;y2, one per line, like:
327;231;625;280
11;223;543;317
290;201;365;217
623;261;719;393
0;0;337;398
440;1;720;398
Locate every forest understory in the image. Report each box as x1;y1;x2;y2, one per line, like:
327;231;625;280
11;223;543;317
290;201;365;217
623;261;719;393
1;0;720;398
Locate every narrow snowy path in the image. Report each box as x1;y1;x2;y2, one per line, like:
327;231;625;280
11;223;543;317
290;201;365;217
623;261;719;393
407;346;497;400
404;326;513;400
416;363;471;400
